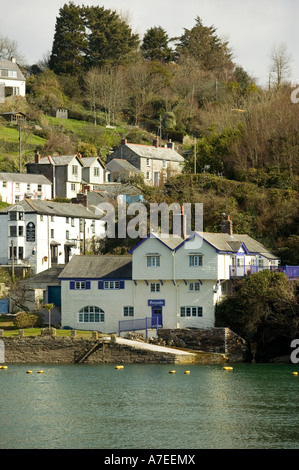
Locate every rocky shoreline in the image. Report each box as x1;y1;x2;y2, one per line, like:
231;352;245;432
0;327;247;365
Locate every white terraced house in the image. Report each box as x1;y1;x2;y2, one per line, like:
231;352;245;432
58;216;293;336
0;172;52;204
0;58;26;102
0;199;105;275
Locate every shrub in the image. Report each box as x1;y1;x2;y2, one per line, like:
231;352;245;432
13;311;43;328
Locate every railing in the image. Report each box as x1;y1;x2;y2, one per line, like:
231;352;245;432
118;317;161;338
230;265;299;279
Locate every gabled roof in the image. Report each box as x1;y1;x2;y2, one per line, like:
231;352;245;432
0;199;102;219
0;172;51;184
81;156;106;168
125;143;185;162
31;155;83;167
106;158;142;173
129;231;278;259
59;255;132;280
0;59;25;81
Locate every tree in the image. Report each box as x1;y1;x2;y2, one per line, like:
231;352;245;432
216;271;299;361
269;42;292;87
43;303;55;329
141;26;173;62
0;35;25;64
49;2;87;76
174;17;234;77
83;5;139;68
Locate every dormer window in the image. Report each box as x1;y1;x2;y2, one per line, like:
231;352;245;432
147;254;160;267
189;254;203;267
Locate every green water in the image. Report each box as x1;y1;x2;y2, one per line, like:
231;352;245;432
0;363;298;449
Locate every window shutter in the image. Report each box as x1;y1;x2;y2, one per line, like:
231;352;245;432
120;281;125;289
70;281;75;290
85;281;91;290
98;281;104;289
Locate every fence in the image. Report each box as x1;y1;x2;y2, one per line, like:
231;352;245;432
118;317;160;338
230;265;299;279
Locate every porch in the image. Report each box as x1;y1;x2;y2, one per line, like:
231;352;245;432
229;265;299;280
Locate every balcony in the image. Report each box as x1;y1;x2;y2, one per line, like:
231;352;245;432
229;265;299;280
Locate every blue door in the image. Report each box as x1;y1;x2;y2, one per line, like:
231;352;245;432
152;306;163;327
48;286;61;307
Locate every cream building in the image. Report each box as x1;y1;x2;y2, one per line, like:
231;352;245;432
59;218;280;335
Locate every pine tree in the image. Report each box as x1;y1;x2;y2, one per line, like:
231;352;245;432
141;26;173;62
175;16;234;75
83;5;140;68
49;2;87;76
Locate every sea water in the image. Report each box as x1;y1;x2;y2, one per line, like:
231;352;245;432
0;363;298;449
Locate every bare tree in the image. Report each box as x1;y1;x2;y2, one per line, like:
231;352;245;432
0;35;25;64
269;42;292;87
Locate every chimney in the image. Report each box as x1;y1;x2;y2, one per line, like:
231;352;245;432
35;151;40;164
72;193;88;208
121;138;127;145
167;139;174;150
173;206;188;239
153;138;159;148
221;215;233;236
11;57;16;63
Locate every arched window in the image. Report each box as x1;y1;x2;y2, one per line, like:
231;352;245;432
78;306;105;323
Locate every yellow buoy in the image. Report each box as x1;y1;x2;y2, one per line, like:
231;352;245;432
26;370;33;374
223;366;233;370
292;372;298;375
37;370;44;374
0;365;7;369
169;370;176;374
115;365;124;369
184;370;191;374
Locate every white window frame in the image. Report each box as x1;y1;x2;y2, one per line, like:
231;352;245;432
150;282;160;292
103;280;120;289
189;254;203;267
78;306;104;323
147;255;160;267
189;282;200;292
123;306;134;317
72;165;78;176
180;306;203;317
75;281;86;290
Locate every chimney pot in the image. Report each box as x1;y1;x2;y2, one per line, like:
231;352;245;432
121;138;127;145
35;151;40;164
153;138;159;148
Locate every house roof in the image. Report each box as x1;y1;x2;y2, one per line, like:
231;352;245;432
32;155;83;166
129;231;278;259
81;156;105;168
0;199;103;219
0;172;51;185
111;142;185;163
59;255;132;280
106;158;142;173
126;143;185;162
0;59;25;81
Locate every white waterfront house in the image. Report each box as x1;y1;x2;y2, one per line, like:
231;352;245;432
0;199;105;275
59;217;280;335
0;172;52;204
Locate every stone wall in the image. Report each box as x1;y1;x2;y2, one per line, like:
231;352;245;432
158;327;247;362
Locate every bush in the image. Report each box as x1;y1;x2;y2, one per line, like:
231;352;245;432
13;311;43;329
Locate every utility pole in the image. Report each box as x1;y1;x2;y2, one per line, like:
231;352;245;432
194;137;197;174
11;240;15;282
19;122;22;173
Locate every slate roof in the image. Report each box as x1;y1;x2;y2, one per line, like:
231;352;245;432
59;255;132;280
0;59;25;81
111;142;185;163
129;232;278;259
80;156;105;168
0;199;102;219
106;158;142;173
0;172;51;184
35;155;83;166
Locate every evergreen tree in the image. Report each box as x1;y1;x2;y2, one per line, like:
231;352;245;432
83;5;139;68
141;26;173;62
175;16;234;76
49;2;87;76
